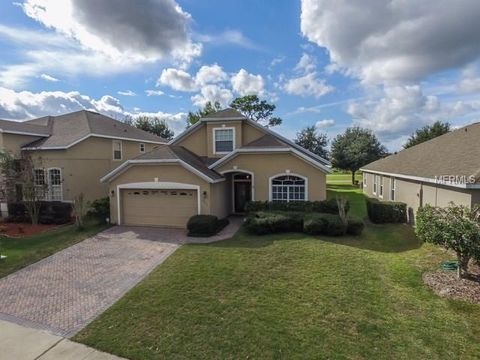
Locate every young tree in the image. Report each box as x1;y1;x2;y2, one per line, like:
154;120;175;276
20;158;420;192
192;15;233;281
416;204;480;279
330;127;386;184
294;126;328;159
187;101;222;127
403;121;450;149
131;116;174;140
73;193;87;230
230;95;282;127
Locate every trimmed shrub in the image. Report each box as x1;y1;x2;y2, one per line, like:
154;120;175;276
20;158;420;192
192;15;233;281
88;197;110;222
366;198;407;224
7;201;72;224
245;211;304;235
245;198;349;215
187;215;229;237
303;213;349;236
346;217;365;236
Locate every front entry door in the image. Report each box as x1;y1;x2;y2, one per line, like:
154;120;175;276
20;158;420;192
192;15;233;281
234;181;252;213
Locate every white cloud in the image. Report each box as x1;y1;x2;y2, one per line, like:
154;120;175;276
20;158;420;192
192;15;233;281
230;69;265;96
0;86;187;133
283;72;333;98
270;56;285;68
21;0;201;65
347;85;479;142
195;64;228;86
158;68;197;92
294;53;316;74
301;0;480;84
458;64;480;93
39;73;59;82
117;90;136;96
196;30;258;50
315;119;336;129
191;85;233;108
145;90;165;96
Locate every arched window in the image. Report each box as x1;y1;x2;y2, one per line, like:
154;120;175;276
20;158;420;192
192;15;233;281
271;175;306;202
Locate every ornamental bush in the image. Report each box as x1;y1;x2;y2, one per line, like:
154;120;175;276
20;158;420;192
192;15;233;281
88;197;110;223
244;211;304;235
187;215;229;237
366;198;407;223
245;198;349;215
303;213;352;236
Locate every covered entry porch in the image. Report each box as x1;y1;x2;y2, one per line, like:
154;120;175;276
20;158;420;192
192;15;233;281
221;170;254;214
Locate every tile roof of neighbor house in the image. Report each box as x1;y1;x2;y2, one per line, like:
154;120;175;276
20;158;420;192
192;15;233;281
0;119;51;136
362;122;480;183
19;110;166;149
135;144;224;181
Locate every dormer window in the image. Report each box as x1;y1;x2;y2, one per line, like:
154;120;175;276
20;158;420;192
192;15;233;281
214;128;234;154
113;140;122;160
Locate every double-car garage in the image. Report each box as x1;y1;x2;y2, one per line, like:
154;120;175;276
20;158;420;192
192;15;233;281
119;184;200;228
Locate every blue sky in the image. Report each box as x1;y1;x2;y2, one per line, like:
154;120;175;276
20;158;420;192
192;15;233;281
1;0;480;150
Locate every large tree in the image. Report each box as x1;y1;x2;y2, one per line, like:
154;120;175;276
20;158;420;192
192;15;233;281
403;121;450;149
330;127;386;184
187;101;222;127
294;126;328;159
131;116;174;140
230;95;282;127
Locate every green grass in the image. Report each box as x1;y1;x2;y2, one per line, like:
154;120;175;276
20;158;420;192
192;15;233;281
0;220;110;278
327;172;363;185
74;186;480;359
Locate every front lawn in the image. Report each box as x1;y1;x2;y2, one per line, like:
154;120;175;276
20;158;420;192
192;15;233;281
0;220;110;278
75;186;480;359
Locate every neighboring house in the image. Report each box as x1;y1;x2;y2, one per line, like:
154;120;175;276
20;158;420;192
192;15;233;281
361;122;480;222
101;109;331;228
0;110;166;216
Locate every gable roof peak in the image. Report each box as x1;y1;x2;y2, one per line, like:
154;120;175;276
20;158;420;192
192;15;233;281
201;108;246;121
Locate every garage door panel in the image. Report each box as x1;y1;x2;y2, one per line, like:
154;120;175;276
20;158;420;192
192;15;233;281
121;189;197;228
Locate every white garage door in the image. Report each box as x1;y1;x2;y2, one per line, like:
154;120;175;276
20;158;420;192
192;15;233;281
121;189;198;228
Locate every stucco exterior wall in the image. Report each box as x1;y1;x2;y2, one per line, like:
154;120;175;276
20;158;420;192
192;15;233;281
176;125;208;157
1;133;43;156
210;180;229;219
29;137;158;202
216;152;327;201
107;164;212;224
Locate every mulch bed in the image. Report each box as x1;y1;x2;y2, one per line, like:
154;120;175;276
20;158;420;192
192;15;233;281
0;223;58;238
423;263;480;304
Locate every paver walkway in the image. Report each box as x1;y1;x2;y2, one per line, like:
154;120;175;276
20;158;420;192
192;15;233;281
0;227;180;337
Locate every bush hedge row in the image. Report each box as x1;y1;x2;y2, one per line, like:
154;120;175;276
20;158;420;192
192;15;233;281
366;197;407;224
245;198;350;215
87;197;110;223
245;211;364;237
187;215;229;237
7;201;72;224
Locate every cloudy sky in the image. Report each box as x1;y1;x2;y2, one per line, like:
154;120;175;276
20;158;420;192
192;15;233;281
1;0;480;150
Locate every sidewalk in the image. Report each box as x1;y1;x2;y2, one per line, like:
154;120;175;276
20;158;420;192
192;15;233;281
0;319;124;360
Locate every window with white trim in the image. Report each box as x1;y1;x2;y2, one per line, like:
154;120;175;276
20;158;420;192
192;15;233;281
139;143;145;153
379;176;384;197
113;140;122;160
47;168;62;201
271;175;306;202
214;128;234;153
373;175;377;194
390;177;396;201
34;169;45;186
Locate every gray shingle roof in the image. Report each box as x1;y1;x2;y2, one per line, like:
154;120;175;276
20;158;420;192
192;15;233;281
242;134;288;148
201;108;246;120
0;119;50;136
19;110;166;148
362;122;480;183
136;145;224;181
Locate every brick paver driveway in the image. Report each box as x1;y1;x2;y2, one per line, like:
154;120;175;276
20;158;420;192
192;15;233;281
0;226;182;337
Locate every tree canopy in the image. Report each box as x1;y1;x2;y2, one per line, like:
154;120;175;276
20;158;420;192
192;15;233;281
187;101;221;128
294;126;328;159
230;95;282;127
330;127;386;184
403;121;450;149
130;116;175;140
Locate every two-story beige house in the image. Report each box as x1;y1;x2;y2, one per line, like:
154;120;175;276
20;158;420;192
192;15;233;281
0;110;166;216
361;122;480;222
101;109;331;228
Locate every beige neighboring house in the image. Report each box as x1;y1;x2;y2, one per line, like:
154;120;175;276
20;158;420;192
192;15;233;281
0;110;166;216
361;122;480;222
101;109;331;228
